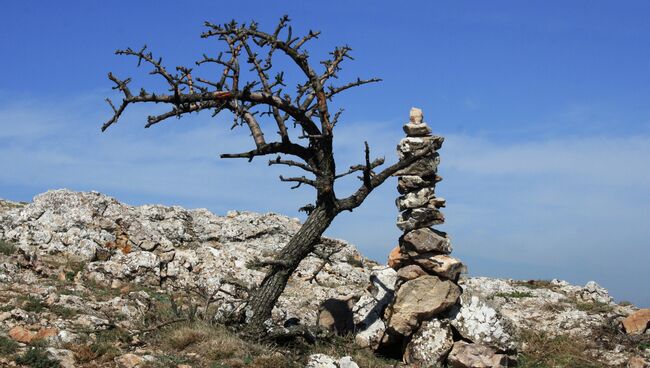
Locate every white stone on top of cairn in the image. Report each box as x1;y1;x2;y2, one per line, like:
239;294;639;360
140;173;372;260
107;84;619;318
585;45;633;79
410;107;424;124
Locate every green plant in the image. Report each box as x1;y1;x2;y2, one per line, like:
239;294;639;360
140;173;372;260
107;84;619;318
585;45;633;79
15;347;61;368
0;240;16;255
575;301;613;314
494;291;533;299
48;305;77;319
0;335;19;356
22;296;45;313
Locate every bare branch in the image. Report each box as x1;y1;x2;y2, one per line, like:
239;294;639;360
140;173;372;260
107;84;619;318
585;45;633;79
268;156;319;174
279;175;316;189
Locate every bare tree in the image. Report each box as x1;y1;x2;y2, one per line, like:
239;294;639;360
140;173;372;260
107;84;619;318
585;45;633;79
102;16;433;334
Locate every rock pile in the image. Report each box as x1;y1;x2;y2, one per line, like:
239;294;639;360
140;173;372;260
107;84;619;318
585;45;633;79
354;108;519;367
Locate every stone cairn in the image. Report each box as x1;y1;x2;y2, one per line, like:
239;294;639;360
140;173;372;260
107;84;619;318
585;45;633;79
384;108;466;364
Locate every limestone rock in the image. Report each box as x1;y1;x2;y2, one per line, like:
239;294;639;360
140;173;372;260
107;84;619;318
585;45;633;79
396;207;444;232
353;266;396;349
449;295;517;351
396;264;428;282
403;122;432;137
387;275;461;336
622;309;650;335
0;190;372;327
306;354;359;368
447;341;515;368
115;353;144;368
401;227;452;254
397;175;441;194
578;281;614;305
410;253;464;280
393;153;440;177
403;319;454;366
409;107;423;123
396;187;434;210
397;136;444;159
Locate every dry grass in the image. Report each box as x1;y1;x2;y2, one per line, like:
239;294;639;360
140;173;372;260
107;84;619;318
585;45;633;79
518;330;606;368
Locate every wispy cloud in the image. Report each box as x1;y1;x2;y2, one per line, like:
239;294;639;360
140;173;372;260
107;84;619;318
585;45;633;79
0;96;648;306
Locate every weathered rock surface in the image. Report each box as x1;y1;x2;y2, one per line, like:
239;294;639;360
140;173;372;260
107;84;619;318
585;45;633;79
447;341;514;368
403;122;432;137
448;295;516;351
403;319;454;366
397;136;444;159
393;153;440;177
409;253;464;280
387;275;461;336
306;354;360;368
397;175;441;194
353;266;396;348
401;227;452;254
396;207;444;231
0;190;373;327
623;309;650;335
396;264;428;282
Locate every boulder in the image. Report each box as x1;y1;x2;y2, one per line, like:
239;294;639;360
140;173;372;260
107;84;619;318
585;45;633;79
387;275;461;336
449;295;517;351
401;227;452;254
578;281;614;305
396;207;444;232
447;341;515;368
627;356;649;368
393;153;440;177
397;175;442;194
403;319;454;366
622;309;650;335
410;253;464;280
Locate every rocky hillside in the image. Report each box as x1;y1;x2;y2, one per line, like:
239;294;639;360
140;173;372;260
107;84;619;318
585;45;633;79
0;190;648;368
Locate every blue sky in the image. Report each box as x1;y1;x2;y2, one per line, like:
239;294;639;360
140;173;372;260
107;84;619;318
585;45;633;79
1;1;649;306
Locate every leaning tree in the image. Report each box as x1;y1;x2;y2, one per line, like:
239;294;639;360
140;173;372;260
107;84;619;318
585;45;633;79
102;16;433;334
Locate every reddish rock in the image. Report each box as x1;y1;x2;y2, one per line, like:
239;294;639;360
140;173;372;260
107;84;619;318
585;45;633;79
34;327;58;340
9;326;34;343
388;246;407;269
623;309;650;335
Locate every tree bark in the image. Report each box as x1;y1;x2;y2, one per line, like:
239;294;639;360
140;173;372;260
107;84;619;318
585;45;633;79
245;203;336;334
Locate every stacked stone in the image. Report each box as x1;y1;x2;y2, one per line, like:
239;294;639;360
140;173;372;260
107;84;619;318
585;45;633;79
384;108;466;365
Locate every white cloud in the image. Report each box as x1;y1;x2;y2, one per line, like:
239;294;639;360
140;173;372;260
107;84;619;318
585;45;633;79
0;98;648;306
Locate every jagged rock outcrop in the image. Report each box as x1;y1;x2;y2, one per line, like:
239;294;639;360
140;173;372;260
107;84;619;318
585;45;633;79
1;191;648;368
0;189;372;326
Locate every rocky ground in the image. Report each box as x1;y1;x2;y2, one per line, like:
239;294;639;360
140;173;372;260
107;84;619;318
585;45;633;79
0;190;648;367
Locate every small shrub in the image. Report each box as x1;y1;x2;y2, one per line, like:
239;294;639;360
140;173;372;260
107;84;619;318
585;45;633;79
22;296;45;313
0;240;16;255
0;335;19;355
15;347;61;368
48;305;77;319
513;280;556;290
494;291;533;299
575;301;614;314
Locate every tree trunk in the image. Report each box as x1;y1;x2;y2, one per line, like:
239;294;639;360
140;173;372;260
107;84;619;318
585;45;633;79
245;203;336;334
